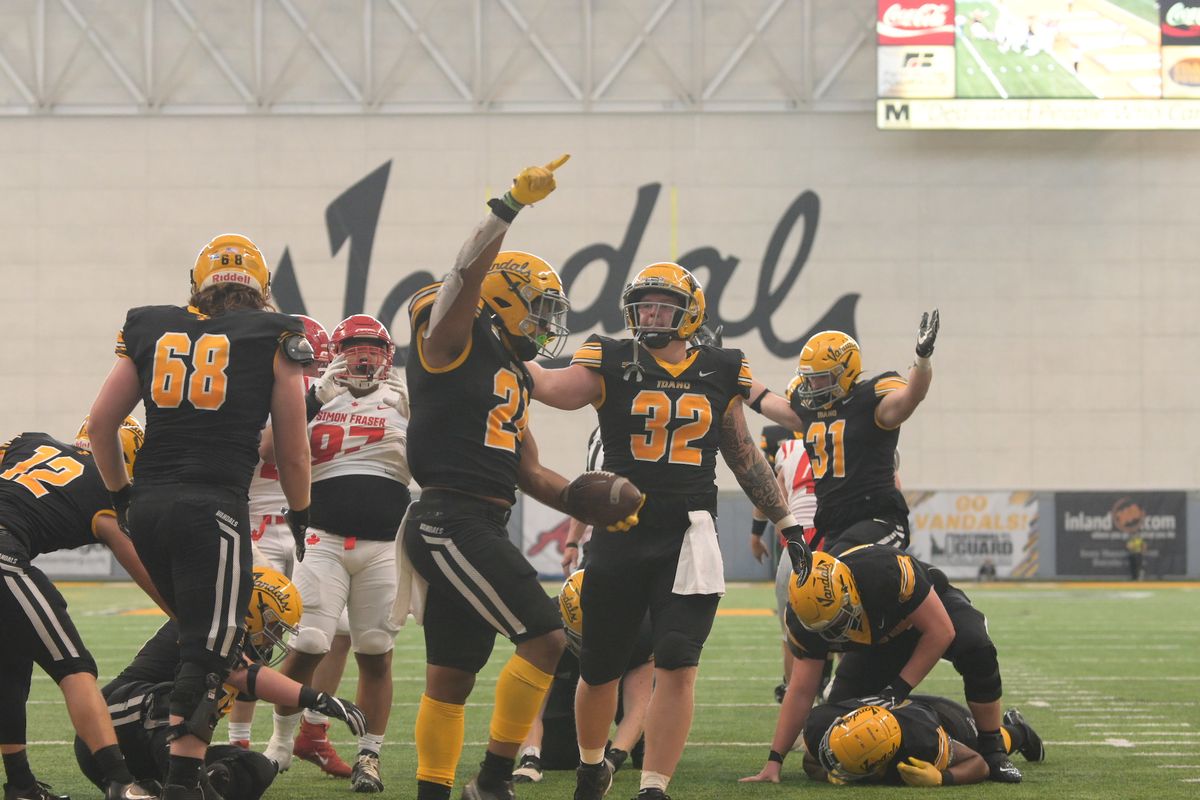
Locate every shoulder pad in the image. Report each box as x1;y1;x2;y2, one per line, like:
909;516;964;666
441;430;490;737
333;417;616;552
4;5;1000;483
282;333;314;365
407;283;444;330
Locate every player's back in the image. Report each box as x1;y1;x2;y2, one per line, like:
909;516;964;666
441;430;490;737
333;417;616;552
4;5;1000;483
0;432;111;557
118;304;302;492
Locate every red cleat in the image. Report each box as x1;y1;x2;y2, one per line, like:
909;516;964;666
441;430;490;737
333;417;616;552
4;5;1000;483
293;720;353;778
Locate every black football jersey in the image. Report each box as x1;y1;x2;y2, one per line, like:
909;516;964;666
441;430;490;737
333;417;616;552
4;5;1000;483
406;287;531;505
0;433;113;557
788;372;907;509
786;544;933;660
117;305;305;493
803;698;953;783
570;336;753;497
759;424;794;469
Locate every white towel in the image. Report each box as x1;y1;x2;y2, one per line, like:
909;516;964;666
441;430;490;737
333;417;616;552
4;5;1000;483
672;510;725;596
388;509;428;627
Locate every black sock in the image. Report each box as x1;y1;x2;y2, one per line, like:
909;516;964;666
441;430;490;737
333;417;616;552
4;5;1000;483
2;750;36;789
166;754;205;788
93;743;135;785
977;730;1005;756
416;779;452;800
478;751;515;787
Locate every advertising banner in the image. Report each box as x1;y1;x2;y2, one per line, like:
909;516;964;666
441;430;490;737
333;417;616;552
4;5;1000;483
32;544;114;578
878;1;956;97
906;491;1038;580
521;497;575;579
1055;491;1187;577
1161;1;1200;96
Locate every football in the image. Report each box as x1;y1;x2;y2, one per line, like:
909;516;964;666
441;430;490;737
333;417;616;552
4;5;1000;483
562;470;644;528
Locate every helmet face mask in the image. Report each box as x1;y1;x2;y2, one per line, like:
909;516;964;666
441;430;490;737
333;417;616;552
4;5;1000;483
482;252;570;361
794;331;862;409
818;705;902;783
331;315;394;391
621;264;706;348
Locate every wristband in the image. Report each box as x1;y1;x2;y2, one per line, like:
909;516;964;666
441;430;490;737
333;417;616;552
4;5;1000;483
940;769;955;786
564;542;579;549
913;355;931;371
487;195;521;223
768;750;785;764
890;676;914;702
776;513;798;530
748;388;769;413
751;518;768;538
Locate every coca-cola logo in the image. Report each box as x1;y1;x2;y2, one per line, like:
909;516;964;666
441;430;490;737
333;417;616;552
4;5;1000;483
1166;2;1200;28
882;2;950;29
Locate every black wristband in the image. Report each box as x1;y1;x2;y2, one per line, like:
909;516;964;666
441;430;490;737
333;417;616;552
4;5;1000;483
298;686;320;709
940;768;955;786
487;196;520;223
751;518;768;538
564;542;579;549
748;388;769;413
304;385;324;422
768;749;785;764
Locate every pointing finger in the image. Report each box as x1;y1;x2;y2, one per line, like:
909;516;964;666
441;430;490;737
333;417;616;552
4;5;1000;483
545;153;571;171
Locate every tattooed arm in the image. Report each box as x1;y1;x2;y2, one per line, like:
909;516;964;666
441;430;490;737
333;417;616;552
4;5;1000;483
720;397;791;524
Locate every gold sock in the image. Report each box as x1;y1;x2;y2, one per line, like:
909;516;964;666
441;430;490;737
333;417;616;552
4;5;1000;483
1001;725;1013;754
489;654;554;744
415;694;465;787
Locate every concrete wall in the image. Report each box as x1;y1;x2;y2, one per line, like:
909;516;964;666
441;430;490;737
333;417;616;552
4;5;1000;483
2;113;1198;493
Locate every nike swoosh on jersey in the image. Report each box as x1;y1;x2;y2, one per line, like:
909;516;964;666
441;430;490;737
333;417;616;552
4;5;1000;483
699;370;716;377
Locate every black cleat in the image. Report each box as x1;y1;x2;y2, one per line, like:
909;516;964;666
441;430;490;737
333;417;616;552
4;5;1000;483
4;782;71;800
633;791;670;800
107;781;162;800
512;753;543;784
1004;708;1046;762
773;682;788;704
574;760;613;800
984;751;1023;783
460;776;514;800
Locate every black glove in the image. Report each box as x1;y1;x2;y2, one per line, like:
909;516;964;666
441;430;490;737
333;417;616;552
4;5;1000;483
110;485;132;535
284;505;311;562
311;692;368;737
780;526;812;584
859;677;913;709
915;309;939;358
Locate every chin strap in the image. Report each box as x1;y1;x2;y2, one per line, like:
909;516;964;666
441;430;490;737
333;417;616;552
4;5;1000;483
621;338;646;383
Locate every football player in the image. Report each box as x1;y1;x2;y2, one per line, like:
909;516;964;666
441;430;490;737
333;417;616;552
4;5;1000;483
1;422;163;800
87;233;313;800
745;313;939;555
741;545;1023;785
797;694;1045;786
262;314;411;793
399;155;595;800
230;315;354;776
74;568;367;800
528;263;811;800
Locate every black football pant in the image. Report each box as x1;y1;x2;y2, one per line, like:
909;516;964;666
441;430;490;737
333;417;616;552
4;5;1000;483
129;483;252;724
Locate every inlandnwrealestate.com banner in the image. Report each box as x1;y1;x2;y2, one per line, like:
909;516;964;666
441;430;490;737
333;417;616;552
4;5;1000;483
905;491;1039;580
1055;491;1187;577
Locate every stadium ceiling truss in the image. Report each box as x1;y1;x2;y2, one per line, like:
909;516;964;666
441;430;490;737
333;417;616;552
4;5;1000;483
0;0;876;115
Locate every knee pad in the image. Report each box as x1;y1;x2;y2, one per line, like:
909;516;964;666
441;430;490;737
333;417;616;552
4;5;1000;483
653;630;704;671
353;629;396;656
955;643;1003;704
167;662;223;744
291;625;331;655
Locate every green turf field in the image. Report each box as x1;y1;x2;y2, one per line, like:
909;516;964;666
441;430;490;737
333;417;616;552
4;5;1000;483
22;581;1200;799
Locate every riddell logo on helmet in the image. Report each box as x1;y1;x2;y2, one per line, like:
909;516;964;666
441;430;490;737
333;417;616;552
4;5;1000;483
211;270;253;286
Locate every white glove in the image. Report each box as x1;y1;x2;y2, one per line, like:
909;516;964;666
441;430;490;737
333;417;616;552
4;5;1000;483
313;354;350;404
381;369;409;416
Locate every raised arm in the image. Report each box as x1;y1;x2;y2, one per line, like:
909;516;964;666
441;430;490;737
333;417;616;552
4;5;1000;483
423;155;569;368
876;309;938;429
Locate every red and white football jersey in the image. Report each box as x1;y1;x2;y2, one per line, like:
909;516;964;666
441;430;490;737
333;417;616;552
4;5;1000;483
775;438;816;528
308;379;410;484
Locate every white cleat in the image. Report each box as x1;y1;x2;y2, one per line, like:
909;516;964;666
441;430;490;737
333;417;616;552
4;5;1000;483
264;741;294;773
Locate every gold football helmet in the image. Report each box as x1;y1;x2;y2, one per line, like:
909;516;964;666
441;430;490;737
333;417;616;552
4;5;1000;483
621;263;706;347
793;331;862;409
245;567;302;666
191;233;271;298
789;551;864;644
818;705;903;782
481;251;570;360
559;569;585;656
74;415;145;480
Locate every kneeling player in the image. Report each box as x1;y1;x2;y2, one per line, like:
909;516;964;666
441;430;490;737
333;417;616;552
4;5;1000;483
74;568;365;799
